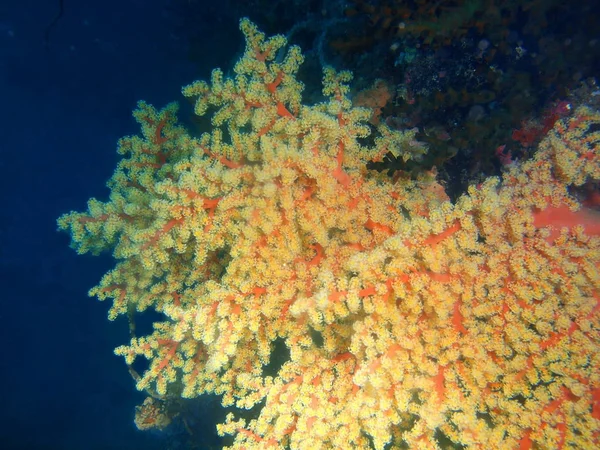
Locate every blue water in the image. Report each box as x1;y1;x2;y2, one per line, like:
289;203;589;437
1;1;231;448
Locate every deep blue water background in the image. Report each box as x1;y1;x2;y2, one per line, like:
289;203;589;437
0;1;237;448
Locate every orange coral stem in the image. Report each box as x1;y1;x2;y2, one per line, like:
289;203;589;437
276;102;295;119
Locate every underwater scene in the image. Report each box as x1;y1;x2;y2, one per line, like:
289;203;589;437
3;1;600;449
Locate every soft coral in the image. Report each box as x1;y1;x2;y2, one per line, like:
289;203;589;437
533;204;600;241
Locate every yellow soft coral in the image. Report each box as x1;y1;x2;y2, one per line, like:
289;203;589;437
59;19;600;449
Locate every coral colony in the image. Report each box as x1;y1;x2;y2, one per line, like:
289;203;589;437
59;20;599;449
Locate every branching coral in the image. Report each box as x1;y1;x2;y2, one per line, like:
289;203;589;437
59;19;600;449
